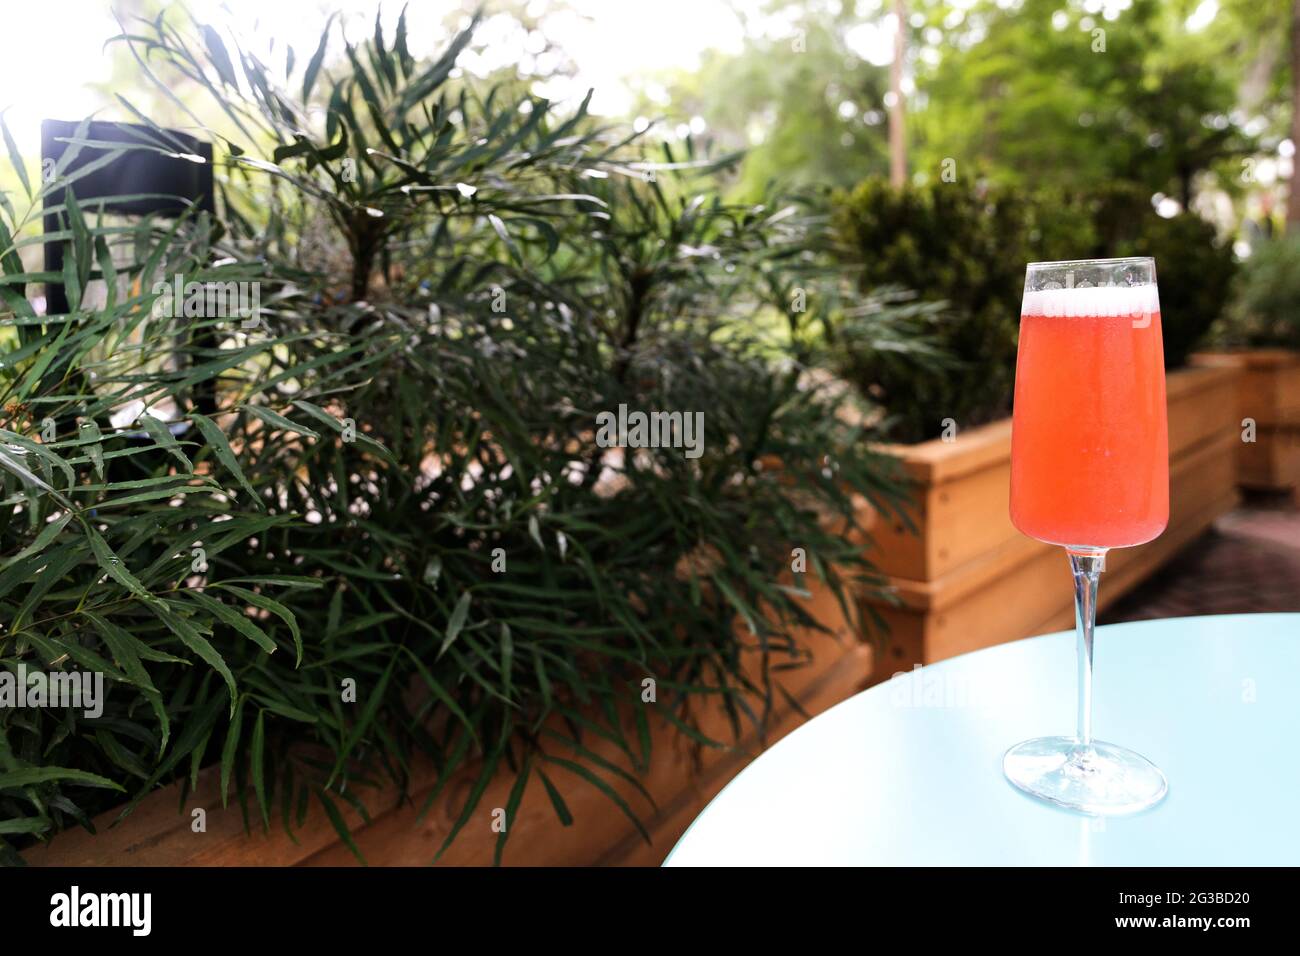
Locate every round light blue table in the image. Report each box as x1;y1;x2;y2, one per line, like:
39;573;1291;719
665;613;1300;866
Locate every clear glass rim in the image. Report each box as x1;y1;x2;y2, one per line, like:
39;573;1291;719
1026;256;1153;270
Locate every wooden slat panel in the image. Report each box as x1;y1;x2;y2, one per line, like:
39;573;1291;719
862;428;1240;664
865;420;1018;582
864;365;1241;582
24;756;424;867
1194;351;1300;491
1165;365;1242;460
1194;350;1300;426
1240;426;1300;489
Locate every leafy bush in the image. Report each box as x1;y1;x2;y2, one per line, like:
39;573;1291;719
0;150;327;862
1087;184;1237;367
831;179;1234;442
1211;235;1300;350
1;12;912;863
830;179;1089;443
1123;213;1235;367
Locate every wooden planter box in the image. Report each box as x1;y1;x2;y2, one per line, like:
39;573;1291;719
860;364;1243;675
1192;350;1300;495
25;579;870;867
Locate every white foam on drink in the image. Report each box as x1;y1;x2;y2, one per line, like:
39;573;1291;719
1022;284;1159;318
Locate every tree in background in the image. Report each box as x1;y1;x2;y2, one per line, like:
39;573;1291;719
625;0;1280;222
1289;0;1300;230
890;0;909;186
912;0;1262;210
629;1;893;198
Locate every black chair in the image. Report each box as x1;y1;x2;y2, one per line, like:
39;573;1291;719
42;119;217;469
43;118;214;309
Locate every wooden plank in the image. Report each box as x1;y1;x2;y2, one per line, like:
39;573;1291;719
876;418;1013;486
1165;365;1241;460
862;430;1240;664
1194;350;1300;426
24;753;424;867
873;459;1022;583
864;365;1241;582
1240;426;1300;489
874;428;1236;613
866;419;1021;582
1194;351;1300;490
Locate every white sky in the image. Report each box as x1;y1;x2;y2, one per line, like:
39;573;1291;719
3;0;894;157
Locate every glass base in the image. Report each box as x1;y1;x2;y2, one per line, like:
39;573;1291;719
1003;736;1168;815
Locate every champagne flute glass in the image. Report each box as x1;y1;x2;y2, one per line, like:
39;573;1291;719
1003;257;1169;815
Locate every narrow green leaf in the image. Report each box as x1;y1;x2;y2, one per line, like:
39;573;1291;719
252;709;269;829
438;590;471;660
316;789;365;865
137;415;192;471
433;745;501;863
185;589;278;655
537;768;573;826
302;14;337;103
220;694;246;807
201;25;239;87
0;512;71;569
493;753;531;866
545;756;650;844
83;524;153;601
0;767;124;792
190;412;260;505
327;652;395;787
0;109;31;198
149;602;238;714
211;583;302;666
500;621;513;700
0;816;51;835
240;403;320;439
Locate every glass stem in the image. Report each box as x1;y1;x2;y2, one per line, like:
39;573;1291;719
1067;547;1106;749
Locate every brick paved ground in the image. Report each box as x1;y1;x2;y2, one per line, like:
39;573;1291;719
1100;491;1300;624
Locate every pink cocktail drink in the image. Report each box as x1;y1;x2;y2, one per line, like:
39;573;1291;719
1002;260;1170;817
1010;284;1169;548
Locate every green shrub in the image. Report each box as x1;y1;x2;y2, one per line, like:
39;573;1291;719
830;179;1091;443
1090;185;1237;367
831;179;1233;442
1212;235;1300;350
1;12;914;863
